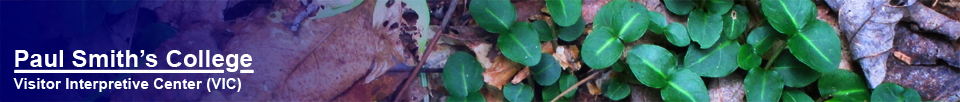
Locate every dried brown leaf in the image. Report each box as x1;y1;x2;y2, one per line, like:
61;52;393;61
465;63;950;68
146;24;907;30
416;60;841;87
512;66;531;84
894;51;913;65
225;0;402;101
542;42;556;54
468;42;495;68
332;73;408;101
424;44;455;68
481;86;505;101
554;45;582;71
886;54;960;101
587;82;602;95
483;56;522;89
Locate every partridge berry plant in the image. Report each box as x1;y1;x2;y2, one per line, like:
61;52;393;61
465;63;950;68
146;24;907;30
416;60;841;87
439;0;921;101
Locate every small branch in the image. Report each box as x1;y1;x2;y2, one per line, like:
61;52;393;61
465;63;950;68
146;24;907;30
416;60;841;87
551;70;606;102
762;43;788;70
392;0;460;101
933;0;940;7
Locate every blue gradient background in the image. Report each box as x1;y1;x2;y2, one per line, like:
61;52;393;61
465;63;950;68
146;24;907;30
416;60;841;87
2;1;241;101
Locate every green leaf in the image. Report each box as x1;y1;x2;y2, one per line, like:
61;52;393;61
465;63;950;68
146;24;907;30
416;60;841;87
499;22;543;66
683;41;740;77
504;83;534;102
592;0;623;29
546;0;582;27
469;0;517;34
542;84;560;101
781;89;815;102
871;83;922;102
559;73;578;98
746;26;782;55
663;0;696;15
760;0;815;34
661;69;710;102
531;53;562;86
582;28;624;69
787;20;841;73
612;1;649;42
688;9;724;49
772;51;821;87
648;11;669;34
442;52;485;97
592;0;648;43
620;70;643;85
745;68;784;102
627;44;675;88
313;0;363;19
612;60;627;72
818;70;870;101
101;0;137;14
738;44;761;70
447;91;486;102
603;79;631;101
722;5;749;40
533;20;555;42
665;22;691;47
558;17;587;41
134;23;178;54
541;84;572;102
705;0;735;14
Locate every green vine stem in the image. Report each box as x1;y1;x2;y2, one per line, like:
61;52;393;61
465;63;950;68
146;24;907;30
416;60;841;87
761;41;787;70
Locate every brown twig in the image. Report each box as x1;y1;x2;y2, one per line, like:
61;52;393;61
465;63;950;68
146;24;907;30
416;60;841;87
551;69;606;102
392;0;460;101
933;0;940;7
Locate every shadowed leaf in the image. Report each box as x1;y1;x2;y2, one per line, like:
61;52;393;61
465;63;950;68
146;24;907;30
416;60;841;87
760;0;815;34
788;20;841;73
683;41;740;77
469;0;516;33
582;28;623;69
688;10;723;49
661;69;710;102
871;83;921;102
531;53;562;85
546;0;582;27
745;68;784;102
504;83;534;102
499;22;543;66
442;52;485;97
627;44;675;88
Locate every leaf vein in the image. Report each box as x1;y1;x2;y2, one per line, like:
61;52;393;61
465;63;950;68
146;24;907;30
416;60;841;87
641;58;667;79
669;82;697;102
776;0;800;30
485;8;508;30
619;13;641;36
461;64;468;95
796;33;832;62
509;34;534;60
596;37;617;56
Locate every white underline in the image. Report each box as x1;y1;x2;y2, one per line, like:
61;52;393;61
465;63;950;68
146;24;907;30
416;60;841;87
239;70;254;73
14;69;226;73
